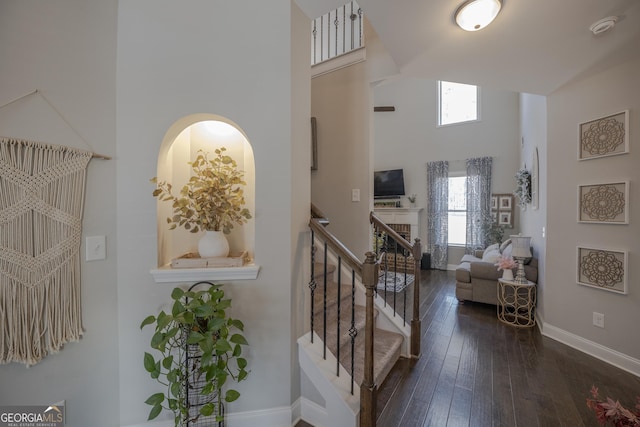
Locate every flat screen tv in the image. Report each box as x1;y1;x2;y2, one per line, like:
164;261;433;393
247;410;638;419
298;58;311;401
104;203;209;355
374;169;405;199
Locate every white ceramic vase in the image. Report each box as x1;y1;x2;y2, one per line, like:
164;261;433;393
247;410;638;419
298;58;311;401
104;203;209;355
198;230;229;258
502;269;514;281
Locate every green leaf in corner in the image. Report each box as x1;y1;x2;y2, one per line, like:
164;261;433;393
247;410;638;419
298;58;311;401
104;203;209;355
225;389;241;402
143;352;156;373
140;315;156;329
171;287;185;300
145;392;165;406
200;403;215;417
230;333;248;346
148;404;163;420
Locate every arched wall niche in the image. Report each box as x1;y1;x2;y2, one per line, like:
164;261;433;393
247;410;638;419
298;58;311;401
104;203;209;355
155;114;255;268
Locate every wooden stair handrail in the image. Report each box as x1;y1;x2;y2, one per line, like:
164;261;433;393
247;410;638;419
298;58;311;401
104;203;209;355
311;203;330;226
309;217;363;275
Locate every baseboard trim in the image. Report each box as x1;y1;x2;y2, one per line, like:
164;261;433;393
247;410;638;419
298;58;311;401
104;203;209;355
122;405;295;427
542;322;640;377
299;397;328;427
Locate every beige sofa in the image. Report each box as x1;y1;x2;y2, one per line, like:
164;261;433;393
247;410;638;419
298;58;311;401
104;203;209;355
455;240;538;305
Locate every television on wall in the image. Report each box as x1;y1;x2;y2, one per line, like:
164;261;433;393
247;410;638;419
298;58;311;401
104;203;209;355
374;169;405;199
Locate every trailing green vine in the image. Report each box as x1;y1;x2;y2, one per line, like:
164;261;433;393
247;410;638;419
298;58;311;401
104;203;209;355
140;284;249;425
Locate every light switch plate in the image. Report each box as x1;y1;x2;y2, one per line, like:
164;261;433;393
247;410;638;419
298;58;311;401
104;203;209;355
352;189;360;202
86;235;106;261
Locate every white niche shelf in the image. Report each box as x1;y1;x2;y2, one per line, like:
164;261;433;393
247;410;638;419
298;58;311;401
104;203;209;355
150;264;260;283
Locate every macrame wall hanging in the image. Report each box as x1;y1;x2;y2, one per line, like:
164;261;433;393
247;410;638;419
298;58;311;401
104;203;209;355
0;90;110;366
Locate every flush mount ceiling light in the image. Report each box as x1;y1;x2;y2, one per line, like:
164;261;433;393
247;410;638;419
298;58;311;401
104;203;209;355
455;0;502;31
590;16;618;35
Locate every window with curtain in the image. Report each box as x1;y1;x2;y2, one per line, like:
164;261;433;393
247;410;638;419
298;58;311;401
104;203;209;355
465;157;493;254
426;161;449;270
447;176;467;245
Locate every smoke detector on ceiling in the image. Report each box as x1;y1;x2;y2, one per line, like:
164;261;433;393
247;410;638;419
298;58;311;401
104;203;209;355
590;16;618;35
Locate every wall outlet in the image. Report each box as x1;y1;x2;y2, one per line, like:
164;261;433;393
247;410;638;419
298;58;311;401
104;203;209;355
593;312;605;328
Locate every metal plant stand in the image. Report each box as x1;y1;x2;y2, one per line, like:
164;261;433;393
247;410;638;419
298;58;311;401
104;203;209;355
185;282;224;427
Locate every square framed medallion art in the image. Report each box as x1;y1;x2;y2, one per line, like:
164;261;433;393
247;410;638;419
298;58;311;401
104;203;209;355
578;181;629;224
577;246;628;294
578;110;629;161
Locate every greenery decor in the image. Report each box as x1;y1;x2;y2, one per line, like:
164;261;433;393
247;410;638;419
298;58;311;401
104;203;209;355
480;213;505;245
151;147;251;234
514;169;532;208
140;284;249;425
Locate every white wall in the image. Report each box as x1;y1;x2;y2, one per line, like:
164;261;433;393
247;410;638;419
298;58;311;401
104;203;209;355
0;1;309;426
519;93;547;322
372;78;521;264
116;1;309;425
311;61;372;258
0;1;119;426
544;57;640;367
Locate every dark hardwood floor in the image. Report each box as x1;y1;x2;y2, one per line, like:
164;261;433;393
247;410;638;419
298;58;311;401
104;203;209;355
375;270;640;427
297;270;640;427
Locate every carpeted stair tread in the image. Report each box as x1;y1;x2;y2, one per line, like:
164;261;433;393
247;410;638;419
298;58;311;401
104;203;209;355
312;304;374;354
313;262;336;279
311;280;353;315
341;328;403;388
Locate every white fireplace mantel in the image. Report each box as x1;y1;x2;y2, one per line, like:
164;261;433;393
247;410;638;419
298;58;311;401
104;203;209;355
373;207;423;241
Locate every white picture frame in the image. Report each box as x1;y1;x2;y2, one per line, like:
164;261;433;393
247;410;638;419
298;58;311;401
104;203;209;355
577;246;628;294
578;181;629;224
498;211;512;227
578;110;629;161
498;195;513;210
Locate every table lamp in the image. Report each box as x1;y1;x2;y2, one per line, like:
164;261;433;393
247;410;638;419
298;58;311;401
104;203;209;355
510;235;532;284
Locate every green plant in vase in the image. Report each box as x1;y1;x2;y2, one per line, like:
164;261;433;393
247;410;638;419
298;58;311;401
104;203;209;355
140;284;249;425
151;147;252;257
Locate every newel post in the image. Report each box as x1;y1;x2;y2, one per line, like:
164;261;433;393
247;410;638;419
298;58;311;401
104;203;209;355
411;238;422;359
360;251;378;427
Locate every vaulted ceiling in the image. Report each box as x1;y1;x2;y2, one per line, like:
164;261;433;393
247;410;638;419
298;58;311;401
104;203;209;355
296;0;640;95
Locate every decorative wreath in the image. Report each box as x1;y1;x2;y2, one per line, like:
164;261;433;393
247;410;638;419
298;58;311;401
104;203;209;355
514;169;531;208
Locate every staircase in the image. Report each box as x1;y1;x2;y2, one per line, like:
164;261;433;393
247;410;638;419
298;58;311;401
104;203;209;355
298;206;422;427
310;260;404;389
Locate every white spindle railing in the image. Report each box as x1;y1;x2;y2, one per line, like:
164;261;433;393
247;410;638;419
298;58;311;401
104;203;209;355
311;1;364;66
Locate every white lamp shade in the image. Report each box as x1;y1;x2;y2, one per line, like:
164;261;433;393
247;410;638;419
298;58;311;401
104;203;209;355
455;0;502;32
510;235;532;259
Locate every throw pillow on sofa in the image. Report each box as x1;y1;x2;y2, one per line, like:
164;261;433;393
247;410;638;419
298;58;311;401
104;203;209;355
482;243;501;263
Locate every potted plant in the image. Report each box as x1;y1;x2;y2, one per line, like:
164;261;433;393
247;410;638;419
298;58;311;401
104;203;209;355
151;147;252;258
140;283;249;426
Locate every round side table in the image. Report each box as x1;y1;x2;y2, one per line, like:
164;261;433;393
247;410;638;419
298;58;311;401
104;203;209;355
497;278;536;327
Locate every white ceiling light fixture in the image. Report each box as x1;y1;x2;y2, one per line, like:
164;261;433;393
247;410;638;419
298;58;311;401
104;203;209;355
455;0;502;32
590;16;618;35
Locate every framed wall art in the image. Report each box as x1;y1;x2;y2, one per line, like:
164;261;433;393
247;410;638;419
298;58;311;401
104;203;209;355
491;196;498;210
578;181;629;224
578;110;629;161
499;195;513;210
577;246;628;294
491;193;514;228
498;211;512;227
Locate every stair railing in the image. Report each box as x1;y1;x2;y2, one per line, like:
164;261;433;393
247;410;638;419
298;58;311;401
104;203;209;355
370;212;422;360
309;212;379;427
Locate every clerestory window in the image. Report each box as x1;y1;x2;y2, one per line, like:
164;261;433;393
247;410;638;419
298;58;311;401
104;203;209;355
438;80;479;126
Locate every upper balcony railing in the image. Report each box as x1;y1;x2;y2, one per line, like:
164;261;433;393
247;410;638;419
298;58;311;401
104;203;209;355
311;1;364;66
